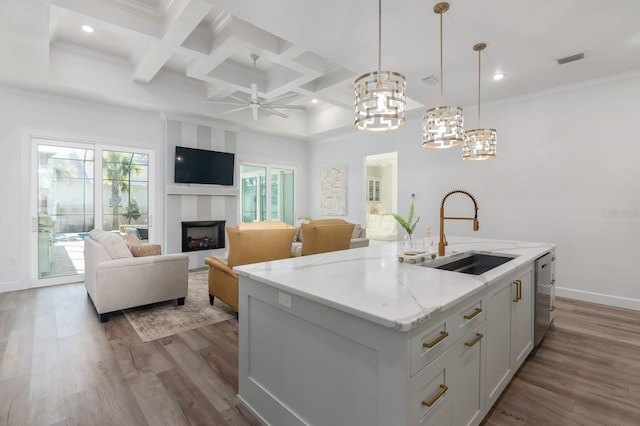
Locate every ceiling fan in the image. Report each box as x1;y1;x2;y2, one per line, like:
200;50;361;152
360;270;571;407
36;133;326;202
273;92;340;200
204;54;305;120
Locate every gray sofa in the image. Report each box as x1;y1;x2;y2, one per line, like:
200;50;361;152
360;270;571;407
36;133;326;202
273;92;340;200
84;229;189;322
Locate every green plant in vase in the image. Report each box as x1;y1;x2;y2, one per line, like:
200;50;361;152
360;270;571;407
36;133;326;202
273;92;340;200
392;202;420;254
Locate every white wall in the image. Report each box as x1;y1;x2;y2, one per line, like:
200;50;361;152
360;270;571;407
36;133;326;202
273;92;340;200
0;87;309;292
0;86;165;292
309;71;640;310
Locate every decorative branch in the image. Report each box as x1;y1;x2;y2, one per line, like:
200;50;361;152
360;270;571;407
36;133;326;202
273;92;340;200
392;202;420;235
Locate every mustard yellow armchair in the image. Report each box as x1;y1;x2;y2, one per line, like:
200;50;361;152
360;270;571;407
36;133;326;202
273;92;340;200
300;219;355;256
204;221;297;312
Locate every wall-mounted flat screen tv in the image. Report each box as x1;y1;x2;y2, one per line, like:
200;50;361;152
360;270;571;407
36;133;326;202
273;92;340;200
174;146;235;185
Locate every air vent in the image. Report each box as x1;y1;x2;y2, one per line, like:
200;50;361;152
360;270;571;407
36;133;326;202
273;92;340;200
422;75;440;85
557;53;585;65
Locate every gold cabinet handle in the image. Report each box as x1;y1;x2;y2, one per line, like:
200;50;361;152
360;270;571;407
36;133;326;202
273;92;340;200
512;280;522;302
464;333;484;347
463;307;482;320
517;280;522;301
422;384;448;407
422;331;449;349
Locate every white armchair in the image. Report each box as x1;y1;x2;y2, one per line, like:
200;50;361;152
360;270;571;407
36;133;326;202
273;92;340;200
84;229;189;322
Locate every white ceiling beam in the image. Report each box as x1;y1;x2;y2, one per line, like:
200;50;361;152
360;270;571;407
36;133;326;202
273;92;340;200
133;0;212;83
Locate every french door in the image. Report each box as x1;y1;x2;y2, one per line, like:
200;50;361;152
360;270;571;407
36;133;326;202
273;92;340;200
33;138;152;285
240;163;295;225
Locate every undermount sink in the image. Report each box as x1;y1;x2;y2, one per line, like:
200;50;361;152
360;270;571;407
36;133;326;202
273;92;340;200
420;251;518;275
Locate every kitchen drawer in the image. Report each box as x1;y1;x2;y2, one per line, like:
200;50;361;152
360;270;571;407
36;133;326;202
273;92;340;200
452;295;486;342
410;310;454;376
409;345;453;425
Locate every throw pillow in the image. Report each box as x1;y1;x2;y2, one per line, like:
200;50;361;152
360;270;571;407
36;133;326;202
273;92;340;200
130;244;161;257
99;232;134;259
121;232;141;248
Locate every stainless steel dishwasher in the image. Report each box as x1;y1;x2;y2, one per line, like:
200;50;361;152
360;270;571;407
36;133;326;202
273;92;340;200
534;252;553;346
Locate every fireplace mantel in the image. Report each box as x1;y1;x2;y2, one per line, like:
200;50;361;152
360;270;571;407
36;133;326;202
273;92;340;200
167;186;239;196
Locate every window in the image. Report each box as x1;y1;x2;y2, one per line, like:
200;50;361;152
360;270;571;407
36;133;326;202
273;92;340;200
101;150;149;233
240;163;295;225
367;177;380;202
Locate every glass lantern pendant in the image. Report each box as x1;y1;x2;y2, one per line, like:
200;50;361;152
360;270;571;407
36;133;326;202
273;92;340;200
422;2;464;148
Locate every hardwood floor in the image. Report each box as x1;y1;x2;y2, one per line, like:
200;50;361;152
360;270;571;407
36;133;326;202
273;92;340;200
483;297;640;425
0;283;259;426
1;283;639;425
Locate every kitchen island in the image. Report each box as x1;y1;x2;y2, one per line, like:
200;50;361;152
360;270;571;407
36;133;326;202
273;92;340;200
235;236;555;426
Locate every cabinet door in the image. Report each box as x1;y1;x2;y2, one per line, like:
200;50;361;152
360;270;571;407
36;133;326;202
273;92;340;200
367;177;380;202
484;277;513;408
410;349;453;425
451;322;486;426
511;265;534;370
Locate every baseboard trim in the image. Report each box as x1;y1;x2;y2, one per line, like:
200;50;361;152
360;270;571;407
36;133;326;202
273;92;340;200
0;280;27;293
556;286;640;311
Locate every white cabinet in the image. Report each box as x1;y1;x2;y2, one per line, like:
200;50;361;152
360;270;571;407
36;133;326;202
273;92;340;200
511;265;534;369
410;321;486;426
409;291;486;426
485;264;534;408
239;257;541;426
367;177;380;202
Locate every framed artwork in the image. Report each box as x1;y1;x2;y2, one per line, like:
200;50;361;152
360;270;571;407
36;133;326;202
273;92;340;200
320;166;347;215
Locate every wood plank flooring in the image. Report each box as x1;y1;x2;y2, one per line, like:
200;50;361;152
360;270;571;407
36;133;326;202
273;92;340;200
483;297;640;425
1;283;639;425
0;283;259;426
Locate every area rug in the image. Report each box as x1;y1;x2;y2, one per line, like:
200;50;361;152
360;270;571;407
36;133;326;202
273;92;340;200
123;269;235;342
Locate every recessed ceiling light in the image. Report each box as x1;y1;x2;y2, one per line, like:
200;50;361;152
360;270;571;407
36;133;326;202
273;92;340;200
82;25;94;33
311;98;318;104
492;73;504;81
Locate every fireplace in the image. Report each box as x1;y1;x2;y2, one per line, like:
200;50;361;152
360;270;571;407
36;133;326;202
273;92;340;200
181;221;226;252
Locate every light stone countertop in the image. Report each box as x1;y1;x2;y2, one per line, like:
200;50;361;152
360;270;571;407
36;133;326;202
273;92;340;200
234;235;555;332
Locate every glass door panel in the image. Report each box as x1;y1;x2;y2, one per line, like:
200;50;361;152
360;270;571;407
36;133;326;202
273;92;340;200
37;144;94;278
271;167;294;224
102;150;149;238
241;165;266;222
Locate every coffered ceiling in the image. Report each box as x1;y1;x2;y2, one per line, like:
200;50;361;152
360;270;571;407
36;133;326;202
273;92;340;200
1;0;640;141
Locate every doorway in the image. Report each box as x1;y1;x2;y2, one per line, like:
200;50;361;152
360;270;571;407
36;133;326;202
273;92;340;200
33;138;152;285
365;152;398;243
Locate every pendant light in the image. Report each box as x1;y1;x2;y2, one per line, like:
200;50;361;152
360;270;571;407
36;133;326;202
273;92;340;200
354;0;407;131
422;2;463;148
462;43;497;160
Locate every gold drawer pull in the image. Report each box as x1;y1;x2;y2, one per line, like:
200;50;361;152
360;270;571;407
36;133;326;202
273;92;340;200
422;331;449;349
464;333;484;347
422;384;448;407
463;307;482;320
518;280;523;301
512;280;522;302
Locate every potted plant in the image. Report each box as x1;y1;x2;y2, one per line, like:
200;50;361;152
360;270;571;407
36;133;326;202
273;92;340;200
392;202;420;254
